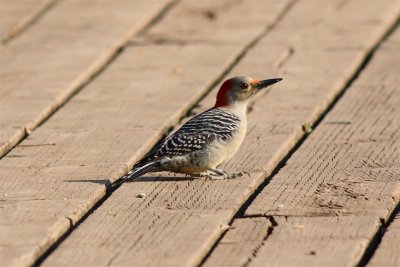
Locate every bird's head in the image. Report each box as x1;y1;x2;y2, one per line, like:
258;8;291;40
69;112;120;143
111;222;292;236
214;76;282;108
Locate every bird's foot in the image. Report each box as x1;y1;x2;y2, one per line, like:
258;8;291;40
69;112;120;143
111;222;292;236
207;169;249;180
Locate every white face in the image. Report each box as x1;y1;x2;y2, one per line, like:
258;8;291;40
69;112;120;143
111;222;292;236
226;76;258;103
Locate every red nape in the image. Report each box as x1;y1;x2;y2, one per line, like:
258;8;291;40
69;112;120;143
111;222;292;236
214;78;234;108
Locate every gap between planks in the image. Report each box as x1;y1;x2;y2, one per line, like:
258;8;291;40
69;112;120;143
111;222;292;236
1;0;61;45
361;202;400;267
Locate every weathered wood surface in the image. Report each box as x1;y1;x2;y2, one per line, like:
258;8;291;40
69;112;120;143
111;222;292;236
0;45;238;267
0;0;173;157
0;0;59;43
139;0;284;44
245;27;400;218
203;217;273;267
368;212;400;267
38;1;400;266
205;216;380;267
206;25;400;267
0;1;293;266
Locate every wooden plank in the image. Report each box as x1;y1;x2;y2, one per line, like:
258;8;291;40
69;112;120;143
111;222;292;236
139;0;286;43
39;1;400;266
0;0;59;43
0;0;173;157
206;216;380;267
0;1;293;266
42;186;232;267
203;218;273;267
367;212;400;267
204;21;400;267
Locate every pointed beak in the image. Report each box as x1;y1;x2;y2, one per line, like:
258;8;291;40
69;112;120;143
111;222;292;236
254;78;283;90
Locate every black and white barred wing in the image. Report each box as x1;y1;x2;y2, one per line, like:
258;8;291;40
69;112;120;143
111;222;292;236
135;133;216;166
155;132;216;157
176;108;240;140
135;108;240;165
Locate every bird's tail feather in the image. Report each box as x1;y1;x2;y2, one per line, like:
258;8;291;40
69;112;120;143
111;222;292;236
112;161;161;187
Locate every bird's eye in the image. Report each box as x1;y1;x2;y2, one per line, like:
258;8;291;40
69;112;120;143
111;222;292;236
240;83;249;89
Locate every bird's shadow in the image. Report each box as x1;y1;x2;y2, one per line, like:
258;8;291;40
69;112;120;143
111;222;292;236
65;179;112;185
130;176;197;182
65;175;197;185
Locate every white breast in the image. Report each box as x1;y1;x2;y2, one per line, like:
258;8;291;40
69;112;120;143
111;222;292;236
207;103;248;168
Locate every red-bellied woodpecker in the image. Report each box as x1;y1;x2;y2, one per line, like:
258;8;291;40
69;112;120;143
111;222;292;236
114;76;282;185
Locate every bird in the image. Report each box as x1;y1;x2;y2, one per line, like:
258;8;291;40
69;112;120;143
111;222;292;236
113;76;282;186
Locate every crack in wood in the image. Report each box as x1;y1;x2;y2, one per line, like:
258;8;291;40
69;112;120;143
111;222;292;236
242;216;276;267
128;39;235;46
135;0;182;37
18;143;56;147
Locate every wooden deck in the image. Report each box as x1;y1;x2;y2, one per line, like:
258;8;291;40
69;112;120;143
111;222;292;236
0;0;399;266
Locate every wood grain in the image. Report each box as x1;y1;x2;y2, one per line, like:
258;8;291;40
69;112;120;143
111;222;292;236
139;0;287;44
0;0;59;43
207;216;380;267
367;212;400;267
39;1;400;266
0;0;173;157
0;1;293;266
204;217;273;267
204;18;400;267
246;27;400;218
0;44;239;267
